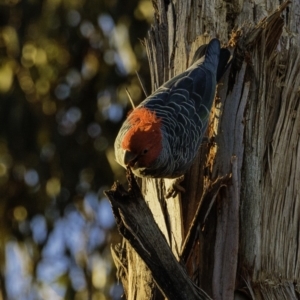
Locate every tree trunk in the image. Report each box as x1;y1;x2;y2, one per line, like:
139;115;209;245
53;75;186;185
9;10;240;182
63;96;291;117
109;0;300;299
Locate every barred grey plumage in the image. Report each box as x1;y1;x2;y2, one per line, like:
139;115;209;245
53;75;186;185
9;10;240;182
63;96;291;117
115;38;230;178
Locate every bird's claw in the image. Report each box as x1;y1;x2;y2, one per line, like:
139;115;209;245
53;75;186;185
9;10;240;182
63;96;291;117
166;175;186;198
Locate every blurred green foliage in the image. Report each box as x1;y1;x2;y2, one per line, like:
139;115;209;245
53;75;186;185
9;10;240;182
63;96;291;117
0;0;152;299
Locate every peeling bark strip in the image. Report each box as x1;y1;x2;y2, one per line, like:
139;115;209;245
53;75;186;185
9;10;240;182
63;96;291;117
210;2;291;299
180;174;231;263
104;171;211;300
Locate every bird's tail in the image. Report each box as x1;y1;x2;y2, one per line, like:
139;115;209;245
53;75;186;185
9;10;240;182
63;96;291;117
202;38;221;72
217;48;231;81
192;38;231;81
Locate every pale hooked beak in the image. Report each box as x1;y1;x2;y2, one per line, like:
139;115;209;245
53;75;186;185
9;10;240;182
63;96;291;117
124;150;138;167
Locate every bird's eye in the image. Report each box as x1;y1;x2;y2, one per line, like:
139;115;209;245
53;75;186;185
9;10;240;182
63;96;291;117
142;149;148;155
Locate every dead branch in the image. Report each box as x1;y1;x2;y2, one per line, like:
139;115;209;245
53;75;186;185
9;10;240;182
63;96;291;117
104;170;211;300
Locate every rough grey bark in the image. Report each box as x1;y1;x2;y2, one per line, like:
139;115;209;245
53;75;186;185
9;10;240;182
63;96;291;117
108;0;300;299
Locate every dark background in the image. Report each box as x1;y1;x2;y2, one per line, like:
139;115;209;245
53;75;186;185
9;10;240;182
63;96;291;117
0;0;152;299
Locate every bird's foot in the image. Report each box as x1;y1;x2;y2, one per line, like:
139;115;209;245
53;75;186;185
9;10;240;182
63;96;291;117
165;175;186;199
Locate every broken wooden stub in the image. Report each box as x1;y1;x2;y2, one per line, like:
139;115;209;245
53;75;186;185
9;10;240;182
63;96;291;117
104;169;211;300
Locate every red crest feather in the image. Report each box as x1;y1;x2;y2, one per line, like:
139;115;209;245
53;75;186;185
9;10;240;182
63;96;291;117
121;108;162;161
127;107;161;130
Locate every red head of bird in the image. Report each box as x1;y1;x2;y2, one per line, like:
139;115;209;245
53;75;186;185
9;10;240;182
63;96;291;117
121;107;162;169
